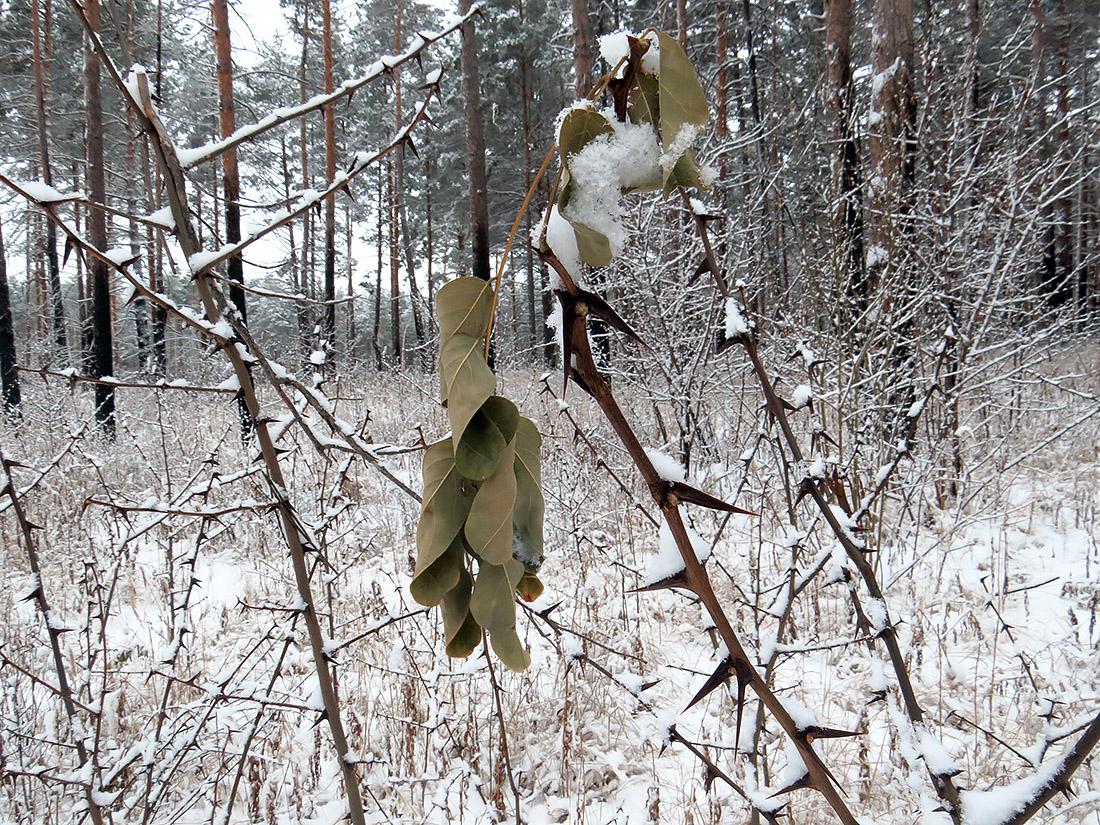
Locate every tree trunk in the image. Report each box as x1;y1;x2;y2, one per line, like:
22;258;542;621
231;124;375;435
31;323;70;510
32;0;67;361
569;0;594;97
458;0;491;282
373;167;384;370
85;0;114;437
0;217;20;417
322;0;337;351
867;0;916;289
824;0;867;308
869;0;918;435
520;27;537;358
393;1;425;361
213;0;252;435
389;160;401;363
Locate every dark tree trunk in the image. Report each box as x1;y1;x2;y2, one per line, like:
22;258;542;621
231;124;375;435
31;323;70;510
0;218;20;418
569;0;594;97
213;0;252;435
459;0;491;282
322;0;337;351
825;0;867;308
85;0;114;437
32;0;67;361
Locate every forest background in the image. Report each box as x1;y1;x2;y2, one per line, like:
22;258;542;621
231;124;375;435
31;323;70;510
0;0;1099;824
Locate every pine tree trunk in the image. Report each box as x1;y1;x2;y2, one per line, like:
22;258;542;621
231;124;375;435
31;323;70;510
125;0;150;371
458;0;491;282
393;0;425;361
85;0;114;437
824;0;866;308
569;0;594;96
32;0;67;362
0;217;20;417
322;0;337;351
213;0;252;435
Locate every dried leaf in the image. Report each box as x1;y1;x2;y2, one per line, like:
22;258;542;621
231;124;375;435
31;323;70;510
415;439;475;575
490;625;531;672
410;533;463;606
440;333;495;448
456;396;519;481
512;416;544;571
442;567;481;658
436;276;494;339
470;557;524;633
464;439;518;565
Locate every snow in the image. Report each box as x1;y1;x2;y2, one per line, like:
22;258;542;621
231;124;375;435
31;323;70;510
208;319;234;340
598;32;631;71
144;206;175;229
188;245;235;275
643;519;712;586
644;447;686;483
545;205;582;284
659;123;701;175
724;296;751;338
560;115;661;258
18;181;70;203
917;727;960;778
103;247;134;267
960;753;1068;825
792;385;813;409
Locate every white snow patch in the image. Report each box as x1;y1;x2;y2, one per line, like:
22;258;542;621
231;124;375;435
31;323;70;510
643;520;711;586
645;447;686;483
545;205;581;285
724;296;751;338
792;385;813;409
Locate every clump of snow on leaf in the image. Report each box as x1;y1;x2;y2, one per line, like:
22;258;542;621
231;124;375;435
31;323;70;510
597;30;659;75
561;115;660;257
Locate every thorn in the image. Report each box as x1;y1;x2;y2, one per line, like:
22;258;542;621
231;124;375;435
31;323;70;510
661;723;680;757
703;763;720;792
803;725;863;743
686;657;736;711
769;772;817;798
312;709;329;729
628;569;697;595
733;659;753;750
667;481;755;515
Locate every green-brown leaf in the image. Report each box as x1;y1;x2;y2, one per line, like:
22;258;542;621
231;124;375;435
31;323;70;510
470;557;524;633
491;625;531;672
456;396;519;481
464;439;517;565
415;439;475;575
657;30;708;165
410;533;463;606
512;416;544;572
440;333;495;448
442;568;482;658
558;106;613;161
436;276;494;339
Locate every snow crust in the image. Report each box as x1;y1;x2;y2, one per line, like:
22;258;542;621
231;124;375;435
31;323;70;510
643;520;711;586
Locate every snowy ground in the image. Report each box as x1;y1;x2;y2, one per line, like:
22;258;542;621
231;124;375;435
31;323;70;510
1;347;1098;825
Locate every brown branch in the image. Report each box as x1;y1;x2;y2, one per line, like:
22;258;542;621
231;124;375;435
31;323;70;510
999;712;1100;825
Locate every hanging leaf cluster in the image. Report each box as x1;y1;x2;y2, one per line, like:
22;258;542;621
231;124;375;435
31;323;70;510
554;30;711;267
412;277;545;672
